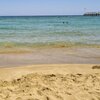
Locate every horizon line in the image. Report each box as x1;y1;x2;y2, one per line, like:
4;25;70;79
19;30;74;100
0;14;83;17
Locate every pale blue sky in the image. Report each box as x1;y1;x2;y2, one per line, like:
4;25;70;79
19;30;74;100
0;0;100;15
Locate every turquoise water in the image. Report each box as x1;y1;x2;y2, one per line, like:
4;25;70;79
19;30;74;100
0;16;100;47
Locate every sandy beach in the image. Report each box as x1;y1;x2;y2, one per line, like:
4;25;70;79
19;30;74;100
0;0;100;99
0;64;100;100
0;15;100;100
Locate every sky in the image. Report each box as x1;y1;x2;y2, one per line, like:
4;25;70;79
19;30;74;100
0;0;100;16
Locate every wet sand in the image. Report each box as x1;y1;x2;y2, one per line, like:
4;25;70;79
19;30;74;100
0;47;100;100
0;47;100;67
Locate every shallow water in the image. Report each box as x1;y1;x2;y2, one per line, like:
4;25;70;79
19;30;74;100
0;16;100;48
0;48;100;67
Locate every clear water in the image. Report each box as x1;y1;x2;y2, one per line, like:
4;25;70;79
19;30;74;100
0;16;100;47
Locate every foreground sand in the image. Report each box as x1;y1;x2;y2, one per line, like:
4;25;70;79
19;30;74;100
0;64;100;100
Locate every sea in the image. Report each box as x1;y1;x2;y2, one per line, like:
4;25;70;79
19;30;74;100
0;15;100;48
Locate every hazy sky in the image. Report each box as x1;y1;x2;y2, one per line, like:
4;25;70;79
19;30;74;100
0;0;100;15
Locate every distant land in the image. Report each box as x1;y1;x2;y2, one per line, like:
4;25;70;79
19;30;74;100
84;12;100;16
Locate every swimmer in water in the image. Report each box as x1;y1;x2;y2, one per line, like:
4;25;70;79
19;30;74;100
63;22;69;24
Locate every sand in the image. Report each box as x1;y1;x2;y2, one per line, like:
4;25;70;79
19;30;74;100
0;64;100;100
0;47;100;67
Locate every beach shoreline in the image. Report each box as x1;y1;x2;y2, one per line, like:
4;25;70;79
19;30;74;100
0;47;100;67
0;43;100;100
